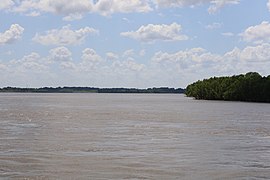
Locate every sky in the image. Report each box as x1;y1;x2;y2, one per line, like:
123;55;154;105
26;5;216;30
1;0;270;88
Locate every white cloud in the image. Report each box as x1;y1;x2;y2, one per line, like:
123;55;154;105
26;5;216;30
32;49;270;83
12;0;92;19
0;24;24;45
111;58;145;72
79;48;103;70
239;43;270;62
93;0;152;16
205;22;222;29
121;23;188;43
0;0;240;18
62;13;83;21
7;0;152;18
122;17;131;23
241;21;270;44
2;43;270;88
151;47;217;70
0;47;149;87
2;52;54;87
152;0;240;13
152;43;270;80
122;58;145;72
9;52;48;73
58;48;146;76
39;0;92;15
122;49;135;57
49;47;72;62
81;48;102;63
0;0;14;10
220;44;270;74
26;11;41;17
208;0;240;14
106;52;119;60
60;61;77;70
33;25;98;46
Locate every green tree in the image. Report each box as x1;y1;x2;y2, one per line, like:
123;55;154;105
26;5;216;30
186;72;270;103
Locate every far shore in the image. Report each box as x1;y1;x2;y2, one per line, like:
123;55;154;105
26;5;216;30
0;87;185;94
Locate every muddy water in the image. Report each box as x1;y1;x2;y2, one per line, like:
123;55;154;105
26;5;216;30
0;93;270;179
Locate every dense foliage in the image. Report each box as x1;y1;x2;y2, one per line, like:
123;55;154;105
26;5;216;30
186;72;270;103
0;86;185;94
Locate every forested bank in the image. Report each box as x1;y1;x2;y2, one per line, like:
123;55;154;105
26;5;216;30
0;87;185;94
185;72;270;103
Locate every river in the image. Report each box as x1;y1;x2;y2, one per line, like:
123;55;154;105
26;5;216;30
0;93;270;179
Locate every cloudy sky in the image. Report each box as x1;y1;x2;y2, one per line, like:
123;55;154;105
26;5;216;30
1;0;270;88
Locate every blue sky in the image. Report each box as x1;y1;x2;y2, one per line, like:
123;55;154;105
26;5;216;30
1;0;270;88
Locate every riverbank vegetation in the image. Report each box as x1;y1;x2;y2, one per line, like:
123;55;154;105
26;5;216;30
0;87;185;94
185;72;270;103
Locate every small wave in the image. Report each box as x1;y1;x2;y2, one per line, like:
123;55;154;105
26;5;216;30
244;164;270;169
7;123;41;128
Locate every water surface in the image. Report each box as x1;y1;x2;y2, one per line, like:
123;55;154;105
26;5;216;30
0;93;270;179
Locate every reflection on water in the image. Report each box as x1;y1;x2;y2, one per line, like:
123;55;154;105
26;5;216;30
0;93;270;179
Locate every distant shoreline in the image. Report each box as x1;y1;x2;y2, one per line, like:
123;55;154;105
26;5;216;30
0;87;185;94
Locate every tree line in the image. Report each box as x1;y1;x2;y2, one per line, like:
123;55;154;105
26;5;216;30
185;72;270;103
0;86;185;94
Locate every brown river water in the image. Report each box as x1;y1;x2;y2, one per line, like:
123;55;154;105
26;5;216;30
0;93;270;179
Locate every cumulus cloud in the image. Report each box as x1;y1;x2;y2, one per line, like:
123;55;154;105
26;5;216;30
81;48;102;63
49;47;72;62
77;48;104;71
92;0;152;16
26;11;41;17
33;25;98;46
7;0;152;18
238;43;270;62
152;47;218;71
11;0;92;20
152;43;270;79
39;0;92;15
0;24;24;45
9;52;48;73
2;43;270;88
110;58;145;74
122;49;135;57
241;21;270;44
60;61;77;70
152;0;240;13
63;13;83;21
0;0;240;18
106;52;119;60
1;52;53;86
208;0;240;14
123;58;145;71
0;0;14;10
121;23;188;43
